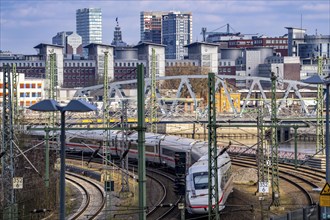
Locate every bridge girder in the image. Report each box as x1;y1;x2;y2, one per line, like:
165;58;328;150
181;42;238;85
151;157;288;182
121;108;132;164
74;75;323;119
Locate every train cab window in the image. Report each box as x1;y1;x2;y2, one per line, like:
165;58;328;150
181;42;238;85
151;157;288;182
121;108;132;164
146;145;155;153
193;172;208;190
162;148;174;157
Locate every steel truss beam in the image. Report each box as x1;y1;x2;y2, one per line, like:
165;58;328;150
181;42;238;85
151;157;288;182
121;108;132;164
74;75;322;119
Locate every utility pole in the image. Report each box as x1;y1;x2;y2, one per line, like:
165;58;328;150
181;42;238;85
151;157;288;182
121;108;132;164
270;71;280;207
120;100;130;193
150;48;157;133
257;107;267;191
316;56;325;153
208;72;220;220
102;51;112;218
137;64;147;220
1;65;18;219
11;64;19;127
45;52;57;188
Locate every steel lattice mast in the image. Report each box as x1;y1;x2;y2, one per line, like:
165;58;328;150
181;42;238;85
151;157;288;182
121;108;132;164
150;48;157;133
102;51;112;217
208;72;219;220
270;72;280;207
45;52;57;188
257;107;266;191
1;65;17;219
11;65;19;127
316;56;325;153
120;100;130;193
137;64;147;220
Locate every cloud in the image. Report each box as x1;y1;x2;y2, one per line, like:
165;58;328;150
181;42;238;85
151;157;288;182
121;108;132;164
1;0;329;54
300;3;330;12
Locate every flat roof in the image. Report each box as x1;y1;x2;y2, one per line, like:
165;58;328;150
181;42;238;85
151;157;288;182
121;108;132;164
134;42;166;48
34;43;64;49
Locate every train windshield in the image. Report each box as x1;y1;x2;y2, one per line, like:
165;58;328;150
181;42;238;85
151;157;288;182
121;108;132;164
193;172;208;190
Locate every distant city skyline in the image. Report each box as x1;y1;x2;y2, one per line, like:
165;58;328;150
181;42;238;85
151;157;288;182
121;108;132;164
1;0;329;54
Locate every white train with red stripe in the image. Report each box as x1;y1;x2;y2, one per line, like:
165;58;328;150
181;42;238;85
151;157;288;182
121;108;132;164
186;151;233;214
29;128;232;214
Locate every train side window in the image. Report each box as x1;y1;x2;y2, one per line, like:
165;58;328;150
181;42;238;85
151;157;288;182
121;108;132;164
162;148;174;157
146;145;155;153
130;143;138;150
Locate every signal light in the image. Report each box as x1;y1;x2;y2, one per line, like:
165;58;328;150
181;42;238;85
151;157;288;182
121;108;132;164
174;176;185;195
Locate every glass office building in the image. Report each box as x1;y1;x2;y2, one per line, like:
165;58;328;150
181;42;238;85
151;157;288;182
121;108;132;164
76;8;102;55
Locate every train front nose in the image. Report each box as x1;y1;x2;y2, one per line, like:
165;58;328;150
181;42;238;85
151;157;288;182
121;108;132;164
187;190;209;214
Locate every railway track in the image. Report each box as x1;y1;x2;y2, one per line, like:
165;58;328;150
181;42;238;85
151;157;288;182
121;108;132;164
66;155;181;219
66;172;105;220
231;155;323;218
144;167;181;220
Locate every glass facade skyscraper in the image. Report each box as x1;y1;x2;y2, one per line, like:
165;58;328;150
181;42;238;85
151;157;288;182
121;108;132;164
162;12;192;60
140;11;167;44
76;8;102;55
140;11;192;60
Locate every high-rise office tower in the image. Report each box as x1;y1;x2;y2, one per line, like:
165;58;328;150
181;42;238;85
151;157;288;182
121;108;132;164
76;8;102;55
140;11;192;60
140;11;167;44
162;11;192;60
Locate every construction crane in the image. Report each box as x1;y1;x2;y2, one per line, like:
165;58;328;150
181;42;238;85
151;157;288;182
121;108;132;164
201;24;240;42
201;23;258;42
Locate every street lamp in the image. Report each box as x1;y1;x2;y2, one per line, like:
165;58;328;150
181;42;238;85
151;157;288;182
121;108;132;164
29;99;96;220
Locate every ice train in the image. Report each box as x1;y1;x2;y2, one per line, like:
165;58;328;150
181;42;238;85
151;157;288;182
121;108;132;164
29;129;233;214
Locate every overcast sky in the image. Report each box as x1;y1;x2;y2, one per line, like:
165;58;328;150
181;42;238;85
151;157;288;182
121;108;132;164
1;0;329;54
